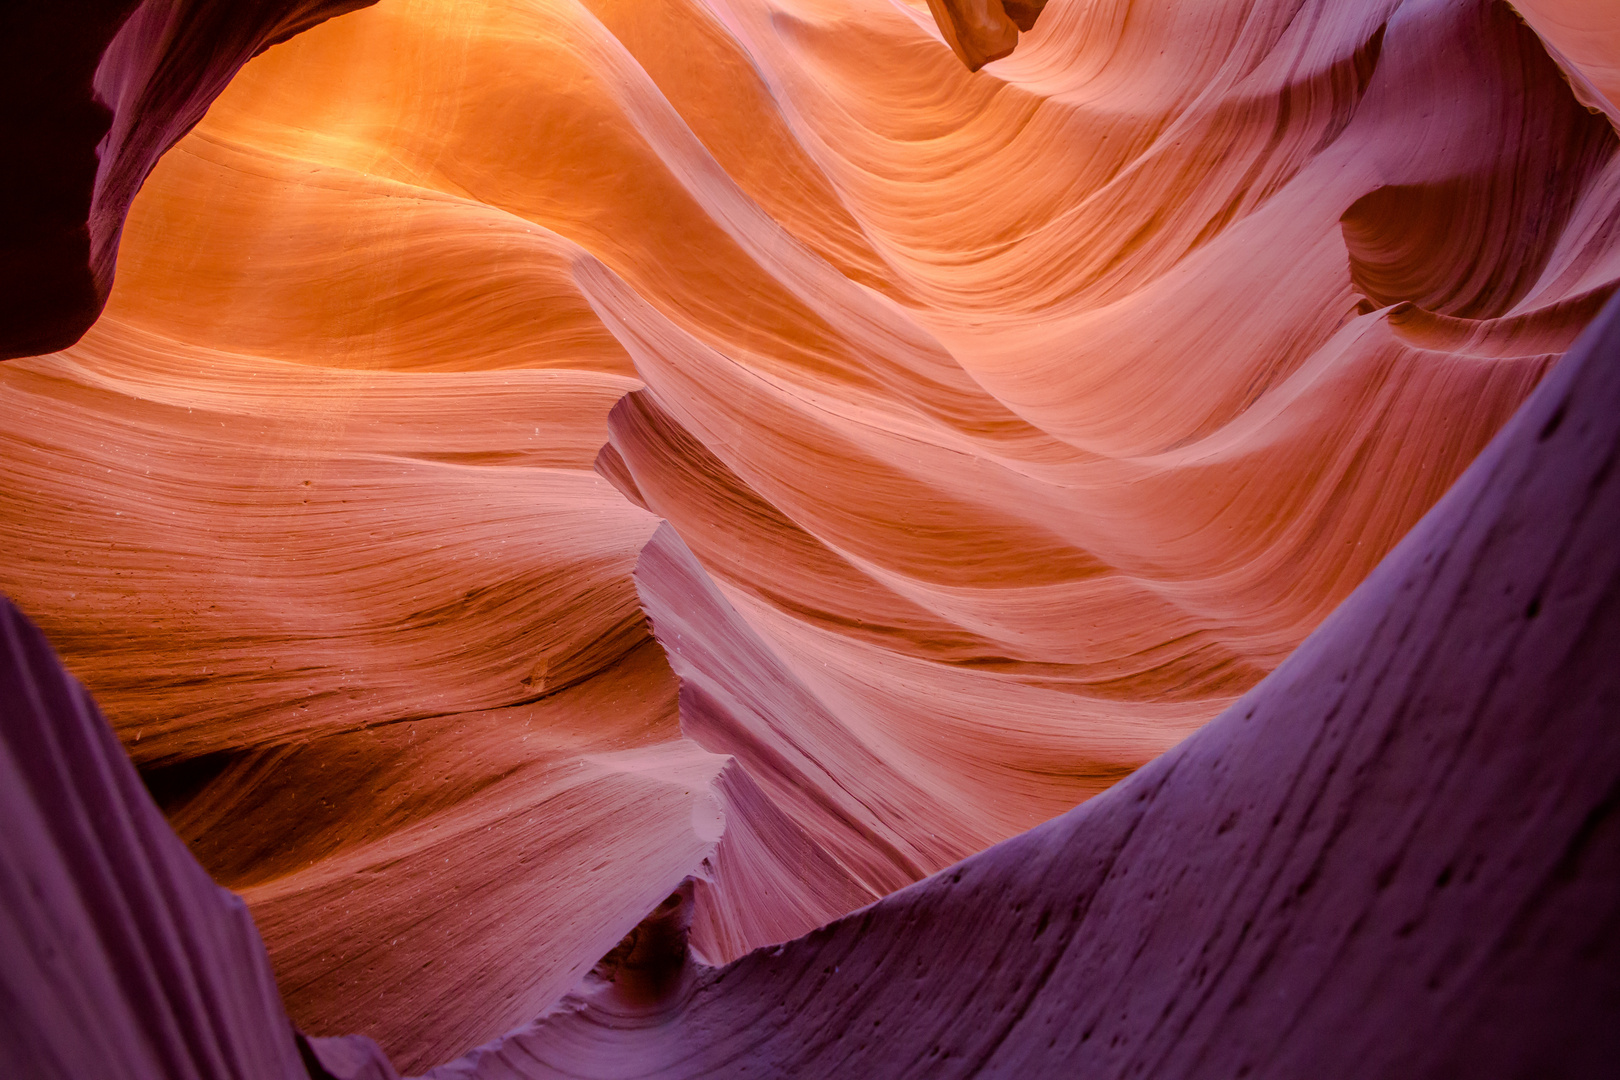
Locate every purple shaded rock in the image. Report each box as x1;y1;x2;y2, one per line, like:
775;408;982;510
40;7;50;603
427;296;1620;1078
0;598;316;1079
299;1032;400;1080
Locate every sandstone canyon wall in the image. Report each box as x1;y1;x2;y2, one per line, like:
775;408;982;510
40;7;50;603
428;280;1620;1080
0;0;377;360
1;0;1618;1075
0;595;315;1080
1512;0;1620;122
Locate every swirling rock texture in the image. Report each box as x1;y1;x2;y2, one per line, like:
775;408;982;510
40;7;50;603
429;280;1620;1080
2;0;1619;1074
6;292;1620;1080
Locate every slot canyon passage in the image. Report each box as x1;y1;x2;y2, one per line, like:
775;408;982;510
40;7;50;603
2;0;1619;1076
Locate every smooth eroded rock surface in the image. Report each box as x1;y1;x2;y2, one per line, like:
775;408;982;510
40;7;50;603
0;597;311;1080
2;0;1618;1072
426;281;1620;1080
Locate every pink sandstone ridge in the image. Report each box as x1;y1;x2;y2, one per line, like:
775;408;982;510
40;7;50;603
1;0;1618;1075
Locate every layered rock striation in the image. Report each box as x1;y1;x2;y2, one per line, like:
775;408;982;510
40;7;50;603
428;286;1620;1080
2;0;1618;1074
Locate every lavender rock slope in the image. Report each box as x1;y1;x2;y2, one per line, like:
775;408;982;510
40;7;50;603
0;597;396;1079
433;294;1620;1078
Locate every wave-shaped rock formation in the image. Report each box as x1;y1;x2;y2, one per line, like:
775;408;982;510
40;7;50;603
6;281;1619;1080
2;0;1619;1074
428;282;1620;1080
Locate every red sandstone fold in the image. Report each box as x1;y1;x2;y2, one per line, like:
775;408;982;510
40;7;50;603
1;0;1618;1070
922;0;1020;70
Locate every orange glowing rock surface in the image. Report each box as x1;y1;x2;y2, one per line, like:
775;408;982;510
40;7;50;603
1513;0;1620;122
1;0;1617;1069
